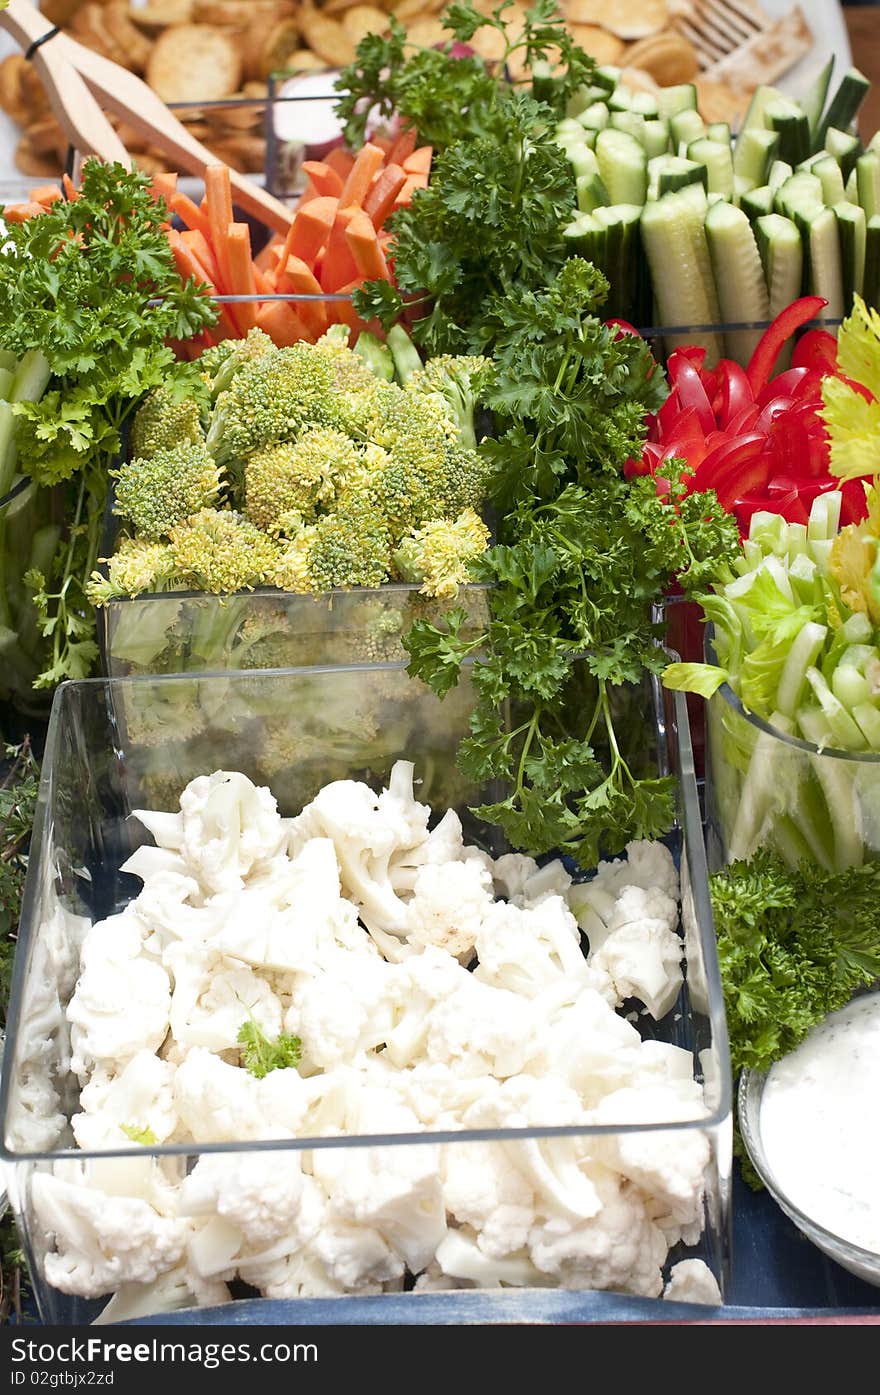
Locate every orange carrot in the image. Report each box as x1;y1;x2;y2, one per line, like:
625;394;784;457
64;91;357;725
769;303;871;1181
388;127;417;166
170;191;214;243
370;133;394;156
362;162;407;228
255;298;314;346
254;234;284;272
150;171;179;205
319;205;359;293
2;202;47;222
394;172;428;207
402;146;432;175
275;254;328;337
29;184;62;207
324;147;356;181
253;266;274;295
301;160;344;198
180;229;222;287
204;164;234;290
282;194;337;269
62;173;79;202
226;221;258;331
166;229;239;341
337;143;385;210
344;209;390;282
329;278;382;340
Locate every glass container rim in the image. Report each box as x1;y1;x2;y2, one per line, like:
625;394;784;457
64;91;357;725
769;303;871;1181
705;623;880;766
737;1067;880;1274
0;663;733;1161
99;580;493;607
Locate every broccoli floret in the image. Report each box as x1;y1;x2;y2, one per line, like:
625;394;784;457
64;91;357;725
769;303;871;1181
113;441;224;540
433;439;492;519
202;326;275;400
130;386;205;460
392;508;490;599
87;536;176;604
406;354;494;451
271;497;392;593
243;429;361;534
205;342;340;468
168;508;280;594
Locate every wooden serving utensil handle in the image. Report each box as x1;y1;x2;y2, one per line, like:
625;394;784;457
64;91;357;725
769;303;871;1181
54;30;294;234
0;0;130;166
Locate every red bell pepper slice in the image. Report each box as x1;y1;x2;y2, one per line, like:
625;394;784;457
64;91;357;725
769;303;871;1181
745;295;827;397
837;373;876;404
714;359;753;427
691;431;765;494
713;454;774;513
756;367;810;406
767;490;811;525
724;403;762;435
791;328;838;374
791;368;828;403
606;318;641;339
667;353;715;434
840;477;871;526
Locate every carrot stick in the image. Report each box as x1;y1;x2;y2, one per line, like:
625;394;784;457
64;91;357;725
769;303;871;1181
302;160;344;198
204;164;235;291
180;229;222;287
166;229;239;341
150;171;179;205
337;143;386;210
255;298;314;346
61;173;79;202
362;162;407;228
319;205;359;293
282;194;337;269
344;209;390;282
254;234;284;272
395;172;428;207
402;146;432;175
275;254;329;337
388;127;417;166
329;277;382;339
2;203;47;222
324;147;356;180
28;184;63;207
225;222;259;332
370;134;394;156
170;191;213;243
253;266;274;295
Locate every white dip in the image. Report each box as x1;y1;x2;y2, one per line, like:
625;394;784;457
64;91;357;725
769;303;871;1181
759;992;880;1254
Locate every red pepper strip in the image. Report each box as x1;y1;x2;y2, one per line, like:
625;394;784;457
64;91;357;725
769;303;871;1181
656;391;686;440
725;403;762;435
837;373;876;404
661;405;705;444
606;318;641;339
745;295;827;397
715;359;753;427
766;472;818;494
673;344;707;370
791;328;838;374
756;367;810;406
667;354;715;434
791;368;827;402
840;477;871;526
755;395;798;433
691;431;765;493
713;454;774;513
766;490;812;525
701;368;719;404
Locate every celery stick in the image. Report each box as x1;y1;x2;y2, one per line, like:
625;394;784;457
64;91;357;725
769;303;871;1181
775;621;828;717
808;491;842;541
839;642;876;672
842;612;873;643
0;400;16;496
727;709;798;862
797;705;864;869
853;703;880;751
831;663;872;710
805;665;868;748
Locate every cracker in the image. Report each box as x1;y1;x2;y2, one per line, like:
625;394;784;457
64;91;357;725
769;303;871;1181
0;55;29;122
566;0;670;38
256;18;303;79
204;94;264;131
299;3;358;67
698;8;814;99
128;0;194;28
41;0;89;23
391;0;430;23
25;114;68;160
277;48;329;72
402;16;453;49
146;23;243;101
341;5;390;47
14;138;62;179
206;133;266;172
568;24;625;66
694;76;747;126
103;1;154;71
193;0;289;23
624;31;699;85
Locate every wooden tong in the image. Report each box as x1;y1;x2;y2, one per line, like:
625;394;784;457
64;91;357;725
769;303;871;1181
0;0;294;234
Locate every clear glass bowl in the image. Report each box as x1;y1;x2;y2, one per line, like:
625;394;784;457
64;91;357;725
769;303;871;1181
703;627;880;873
0;664;732;1322
738;1064;880;1288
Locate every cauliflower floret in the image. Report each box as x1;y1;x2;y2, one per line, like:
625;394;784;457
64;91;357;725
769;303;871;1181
435;1229;542;1287
285;949;404;1070
424;976;544;1078
32;1170;187;1299
490;853;540;903
68;913;171;1078
568;841;680;939
73;1052;177;1150
180;1153;310;1280
538;988;650;1105
404;857;495;959
590;1083;711;1242
472;895;587;998
94;1265;231;1325
441;1141;535;1259
528;1167;669;1297
388;808;467;893
165;944;283;1053
174;770;289;895
172;1048;315;1142
663;1258;722;1306
590;906;683;1020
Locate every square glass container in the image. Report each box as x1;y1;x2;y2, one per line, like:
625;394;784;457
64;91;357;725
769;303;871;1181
0;664;732;1323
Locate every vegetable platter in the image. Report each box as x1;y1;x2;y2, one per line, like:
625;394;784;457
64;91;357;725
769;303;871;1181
1;0;880;1328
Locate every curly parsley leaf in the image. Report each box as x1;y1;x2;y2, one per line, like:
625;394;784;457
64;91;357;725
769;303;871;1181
238;1020;303;1079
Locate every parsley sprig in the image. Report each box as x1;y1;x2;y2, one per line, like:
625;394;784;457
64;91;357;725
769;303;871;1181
0;160;215;690
237;1019;303;1078
406;262;738;864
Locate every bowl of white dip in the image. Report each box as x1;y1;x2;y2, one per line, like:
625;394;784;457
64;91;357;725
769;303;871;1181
738;990;880;1287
